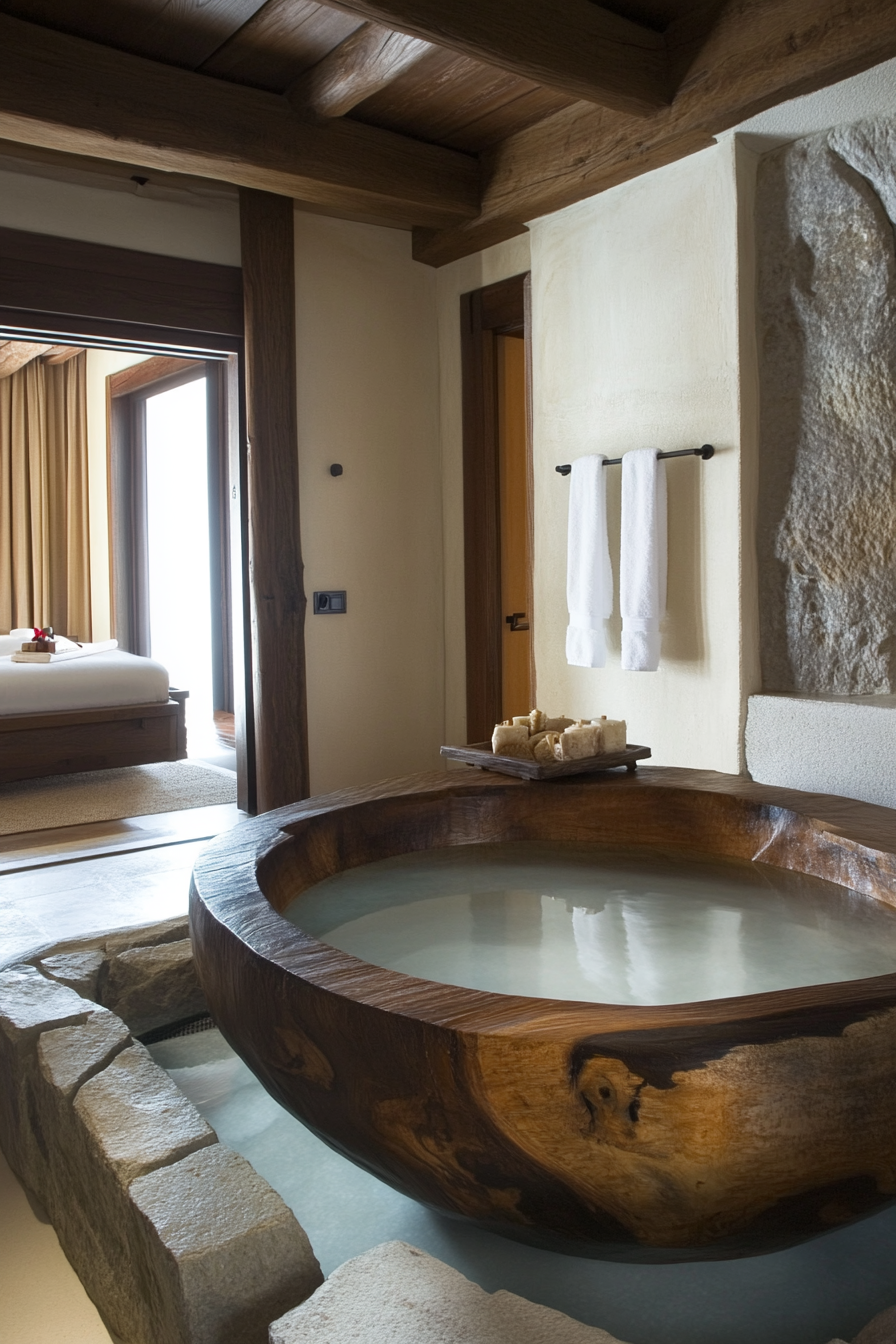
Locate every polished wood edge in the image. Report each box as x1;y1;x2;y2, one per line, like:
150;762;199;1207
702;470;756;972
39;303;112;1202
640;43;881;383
0;699;180;732
190;767;896;1039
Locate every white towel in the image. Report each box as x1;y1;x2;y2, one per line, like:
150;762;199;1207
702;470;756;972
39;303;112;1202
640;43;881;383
620;449;667;672
566;454;612;668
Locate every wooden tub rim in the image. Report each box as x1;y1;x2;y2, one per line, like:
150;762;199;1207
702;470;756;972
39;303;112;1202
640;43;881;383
190;766;896;1039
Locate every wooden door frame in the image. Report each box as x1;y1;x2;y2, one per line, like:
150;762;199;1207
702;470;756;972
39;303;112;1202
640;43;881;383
460;271;535;743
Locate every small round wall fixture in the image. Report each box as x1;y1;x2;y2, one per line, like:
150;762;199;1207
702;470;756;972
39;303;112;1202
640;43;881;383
329;463;343;477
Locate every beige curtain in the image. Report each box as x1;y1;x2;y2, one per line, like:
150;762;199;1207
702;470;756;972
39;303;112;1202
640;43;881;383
0;352;91;639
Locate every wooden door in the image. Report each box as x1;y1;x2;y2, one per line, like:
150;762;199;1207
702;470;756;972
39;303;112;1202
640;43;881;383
497;333;531;719
460;273;534;742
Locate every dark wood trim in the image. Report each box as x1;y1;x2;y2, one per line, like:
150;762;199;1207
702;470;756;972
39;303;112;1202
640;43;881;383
239;189;309;811
0;226;243;337
228;348;256;814
0;307;241;357
0;699;186;784
523;272;536;708
207;362;234;715
460;272;530;743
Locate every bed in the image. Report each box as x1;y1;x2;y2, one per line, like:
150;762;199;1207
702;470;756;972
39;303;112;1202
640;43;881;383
0;634;187;784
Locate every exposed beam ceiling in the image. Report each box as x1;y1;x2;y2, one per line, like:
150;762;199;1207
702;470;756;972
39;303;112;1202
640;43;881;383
0;12;479;230
414;0;896;265
287;22;432;119
0;339;51;376
319;0;670;117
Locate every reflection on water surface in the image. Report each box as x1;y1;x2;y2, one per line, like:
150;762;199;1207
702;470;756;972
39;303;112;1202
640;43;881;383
284;842;896;1004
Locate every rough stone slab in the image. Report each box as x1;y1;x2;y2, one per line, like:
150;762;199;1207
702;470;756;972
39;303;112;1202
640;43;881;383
102;938;206;1035
269;1241;628;1344
854;1305;896;1343
130;1144;323;1344
0;965;93;1204
37;1008;131;1099
0;963;91;1052
39;949;105;1000
104;915;190;959
73;1043;215;1187
757;117;896;695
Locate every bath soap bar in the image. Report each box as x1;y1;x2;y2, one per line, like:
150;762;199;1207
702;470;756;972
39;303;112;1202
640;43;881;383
557;725;602;760
592;717;626;752
533;733;559;763
528;708;547;732
492;723;532;757
545;715;574;732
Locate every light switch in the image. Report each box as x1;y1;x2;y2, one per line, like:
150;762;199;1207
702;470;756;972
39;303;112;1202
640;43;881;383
313;590;346;614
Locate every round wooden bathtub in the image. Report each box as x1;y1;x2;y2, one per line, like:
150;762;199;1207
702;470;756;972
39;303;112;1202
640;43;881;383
189;767;896;1261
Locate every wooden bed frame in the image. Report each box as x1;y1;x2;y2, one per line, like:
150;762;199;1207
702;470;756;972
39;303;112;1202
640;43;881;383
0;696;187;785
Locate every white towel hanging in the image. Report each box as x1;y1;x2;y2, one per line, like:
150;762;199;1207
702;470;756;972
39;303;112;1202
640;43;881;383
566;454;612;668
620;449;667;672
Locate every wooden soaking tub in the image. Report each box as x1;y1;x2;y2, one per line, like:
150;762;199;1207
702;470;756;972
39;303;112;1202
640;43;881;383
189;767;896;1261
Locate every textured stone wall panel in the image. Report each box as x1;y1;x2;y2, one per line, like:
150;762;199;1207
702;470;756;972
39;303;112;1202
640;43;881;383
757;118;896;694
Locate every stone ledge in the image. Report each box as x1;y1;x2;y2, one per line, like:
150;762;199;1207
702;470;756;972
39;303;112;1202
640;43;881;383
745;694;896;810
0;941;322;1343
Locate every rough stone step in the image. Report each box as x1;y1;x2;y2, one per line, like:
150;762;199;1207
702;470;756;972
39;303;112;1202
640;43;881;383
269;1240;630;1344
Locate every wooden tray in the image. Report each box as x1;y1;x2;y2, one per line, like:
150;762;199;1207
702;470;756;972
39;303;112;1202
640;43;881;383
440;740;651;780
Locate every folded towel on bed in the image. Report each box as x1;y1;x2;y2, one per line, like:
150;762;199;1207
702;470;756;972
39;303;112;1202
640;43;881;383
10;639;118;664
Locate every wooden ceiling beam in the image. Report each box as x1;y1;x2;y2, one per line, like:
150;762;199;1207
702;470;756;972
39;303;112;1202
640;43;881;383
0;13;479;230
0;340;52;377
287;22;432;119
42;345;85;364
318;0;670;117
414;0;896;265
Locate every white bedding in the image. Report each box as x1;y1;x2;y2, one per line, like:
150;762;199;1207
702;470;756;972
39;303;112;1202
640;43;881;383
0;648;170;716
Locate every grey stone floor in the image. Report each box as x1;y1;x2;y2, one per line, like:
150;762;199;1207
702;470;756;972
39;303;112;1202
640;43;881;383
151;1028;896;1344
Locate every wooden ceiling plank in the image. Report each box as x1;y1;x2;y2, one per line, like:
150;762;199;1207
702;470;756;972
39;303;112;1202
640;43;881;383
316;0;670;116
0;14;479;229
199;0;364;89
287;21;432;118
414;0;896;265
0;0;270;70
349;47;572;151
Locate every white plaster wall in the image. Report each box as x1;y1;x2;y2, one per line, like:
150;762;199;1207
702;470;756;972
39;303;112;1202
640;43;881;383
294;213;443;794
84;349;148;641
726;55;896;146
528;143;747;772
0;162;239;264
435;233;532;748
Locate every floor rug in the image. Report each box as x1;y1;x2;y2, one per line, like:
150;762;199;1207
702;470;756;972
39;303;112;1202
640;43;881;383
0;761;237;836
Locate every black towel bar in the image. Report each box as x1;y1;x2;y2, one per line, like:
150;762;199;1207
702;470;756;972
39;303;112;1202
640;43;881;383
555;445;714;475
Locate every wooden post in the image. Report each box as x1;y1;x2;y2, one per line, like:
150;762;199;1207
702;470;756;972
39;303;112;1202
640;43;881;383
239;188;310;811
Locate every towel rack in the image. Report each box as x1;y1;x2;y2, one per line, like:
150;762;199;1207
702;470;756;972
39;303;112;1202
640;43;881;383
555;445;714;475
